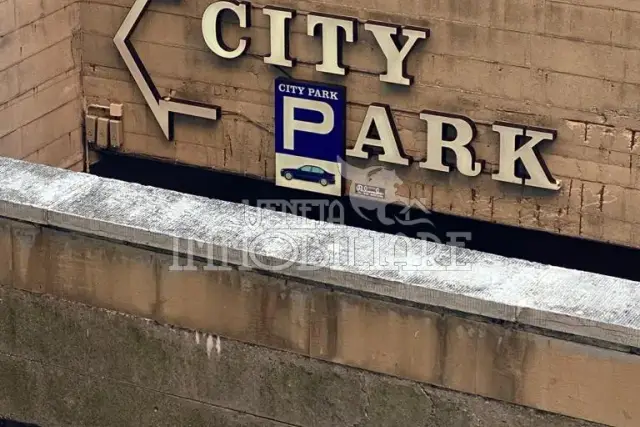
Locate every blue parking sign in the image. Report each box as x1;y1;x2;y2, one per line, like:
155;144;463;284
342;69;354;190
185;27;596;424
275;77;346;196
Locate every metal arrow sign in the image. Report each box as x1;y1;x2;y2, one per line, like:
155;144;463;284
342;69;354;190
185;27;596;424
114;0;221;140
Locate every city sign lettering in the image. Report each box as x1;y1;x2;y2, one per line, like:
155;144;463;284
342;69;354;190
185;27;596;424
115;0;561;197
201;1;428;85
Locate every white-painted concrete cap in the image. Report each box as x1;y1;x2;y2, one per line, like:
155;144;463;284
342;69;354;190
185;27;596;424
0;156;637;349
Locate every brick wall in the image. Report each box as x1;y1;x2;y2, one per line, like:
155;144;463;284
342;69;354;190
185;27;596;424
0;0;84;170
80;0;640;247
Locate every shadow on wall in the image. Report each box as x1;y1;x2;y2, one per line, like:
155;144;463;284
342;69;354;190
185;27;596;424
0;420;40;427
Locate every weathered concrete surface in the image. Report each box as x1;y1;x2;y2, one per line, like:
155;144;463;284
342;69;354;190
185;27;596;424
0;285;603;427
0;156;636;350
0;218;636;426
78;0;640;247
0;0;84;170
0;158;637;426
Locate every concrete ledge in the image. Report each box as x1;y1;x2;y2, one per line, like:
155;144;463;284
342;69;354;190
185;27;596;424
0;157;636;349
0;157;639;426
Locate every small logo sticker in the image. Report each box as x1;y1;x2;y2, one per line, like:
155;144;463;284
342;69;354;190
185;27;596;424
354;184;386;199
341;159;434;227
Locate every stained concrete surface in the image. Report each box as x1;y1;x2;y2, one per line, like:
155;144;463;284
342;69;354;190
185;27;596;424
0;286;602;427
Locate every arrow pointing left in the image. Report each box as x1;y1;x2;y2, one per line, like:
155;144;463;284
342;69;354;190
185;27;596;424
114;0;221;140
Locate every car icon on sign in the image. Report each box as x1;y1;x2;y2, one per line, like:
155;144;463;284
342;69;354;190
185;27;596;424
281;165;336;186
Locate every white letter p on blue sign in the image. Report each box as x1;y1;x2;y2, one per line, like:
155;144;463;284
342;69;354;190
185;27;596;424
283;97;334;150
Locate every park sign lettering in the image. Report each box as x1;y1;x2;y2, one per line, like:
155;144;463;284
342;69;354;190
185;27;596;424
201;1;561;193
114;0;561;197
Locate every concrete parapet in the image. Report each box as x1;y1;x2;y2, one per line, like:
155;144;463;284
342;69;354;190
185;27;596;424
0;157;637;426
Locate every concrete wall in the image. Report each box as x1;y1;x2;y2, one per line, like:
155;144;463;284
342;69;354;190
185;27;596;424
0;157;638;427
0;284;602;427
0;0;84;170
4;0;640;246
78;0;640;248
